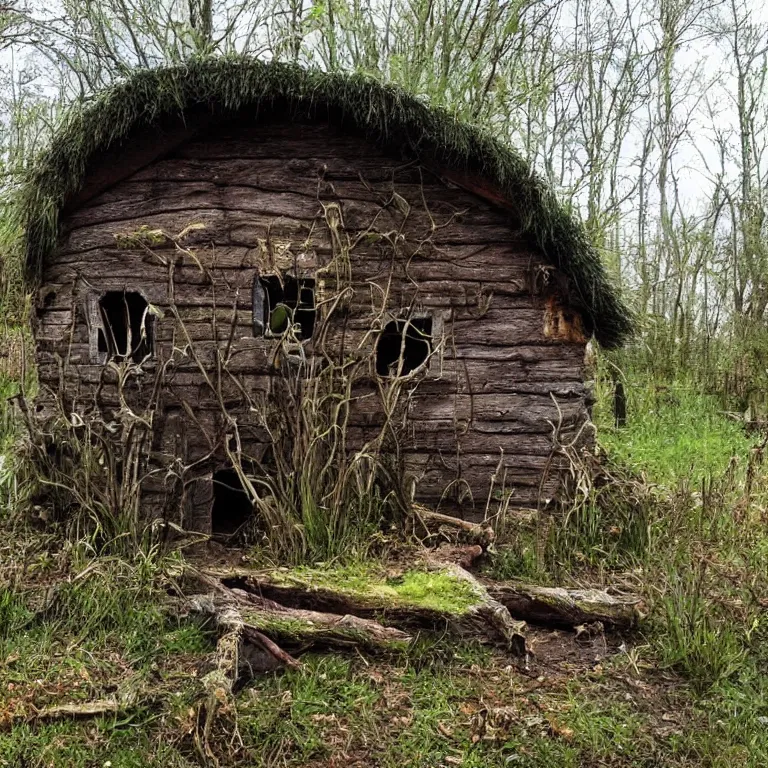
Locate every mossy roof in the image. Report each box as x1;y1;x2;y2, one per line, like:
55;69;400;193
19;56;632;347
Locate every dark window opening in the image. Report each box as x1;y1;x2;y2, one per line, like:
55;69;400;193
211;468;253;537
259;276;316;339
376;318;432;377
99;291;153;362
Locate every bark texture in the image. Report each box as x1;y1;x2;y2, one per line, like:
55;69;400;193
207;565;528;654
487;582;642;629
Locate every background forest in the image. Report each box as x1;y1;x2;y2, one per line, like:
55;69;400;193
2;1;768;766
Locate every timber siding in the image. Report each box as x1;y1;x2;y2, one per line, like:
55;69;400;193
34;119;588;527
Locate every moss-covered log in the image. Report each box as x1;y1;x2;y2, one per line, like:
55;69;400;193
229;587;411;652
207;565;527;654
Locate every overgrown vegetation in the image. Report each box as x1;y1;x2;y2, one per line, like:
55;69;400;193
3;355;768;764
20;202;430;563
2;2;768;763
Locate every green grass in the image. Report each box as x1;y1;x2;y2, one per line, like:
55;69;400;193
236;649;768;767
3;346;768;765
0;587;33;639
594;371;754;486
0;722;198;768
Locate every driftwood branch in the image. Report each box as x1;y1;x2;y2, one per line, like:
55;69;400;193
413;506;495;547
186;593;301;765
20;679;145;725
30;698;124;722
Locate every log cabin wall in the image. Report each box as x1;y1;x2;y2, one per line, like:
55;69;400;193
33;118;589;529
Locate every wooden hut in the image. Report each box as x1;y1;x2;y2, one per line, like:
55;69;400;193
22;59;631;534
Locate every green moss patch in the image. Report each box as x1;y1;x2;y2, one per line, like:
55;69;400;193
265;563;480;614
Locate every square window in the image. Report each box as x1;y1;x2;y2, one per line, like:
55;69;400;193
97;291;154;363
376;317;432;377
255;275;316;340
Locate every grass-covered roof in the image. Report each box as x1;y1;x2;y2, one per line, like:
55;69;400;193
20;56;632;347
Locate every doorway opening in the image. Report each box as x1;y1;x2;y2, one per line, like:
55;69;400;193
211;468;253;537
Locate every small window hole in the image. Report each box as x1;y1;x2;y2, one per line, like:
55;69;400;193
376;318;432;377
259;276;316;339
211;468;253;537
98;291;153;363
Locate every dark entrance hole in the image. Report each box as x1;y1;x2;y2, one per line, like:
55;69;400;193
211;468;252;537
98;291;153;362
259;276;316;339
376;318;433;377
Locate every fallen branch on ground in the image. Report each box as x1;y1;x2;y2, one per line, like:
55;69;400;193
486;582;642;629
187;594;301;676
413;506;495;547
31;698;123;721
11;679;144;726
187;594;300;766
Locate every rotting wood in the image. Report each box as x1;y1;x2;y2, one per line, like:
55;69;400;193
486;582;642;629
63;114;215;212
203;567;527;655
228;587;412;652
183;577;411;655
184;592;299;766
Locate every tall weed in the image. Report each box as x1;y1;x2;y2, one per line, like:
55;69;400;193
656;562;747;692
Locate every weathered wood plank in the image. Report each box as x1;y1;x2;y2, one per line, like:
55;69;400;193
35;118;592;515
125;157;525;222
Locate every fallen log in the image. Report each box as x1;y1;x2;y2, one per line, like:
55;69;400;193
438;564;527;654
486;582;642;629
229;587;412;652
205;565;527;655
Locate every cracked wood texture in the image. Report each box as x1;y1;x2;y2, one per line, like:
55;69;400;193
34;117;590;528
